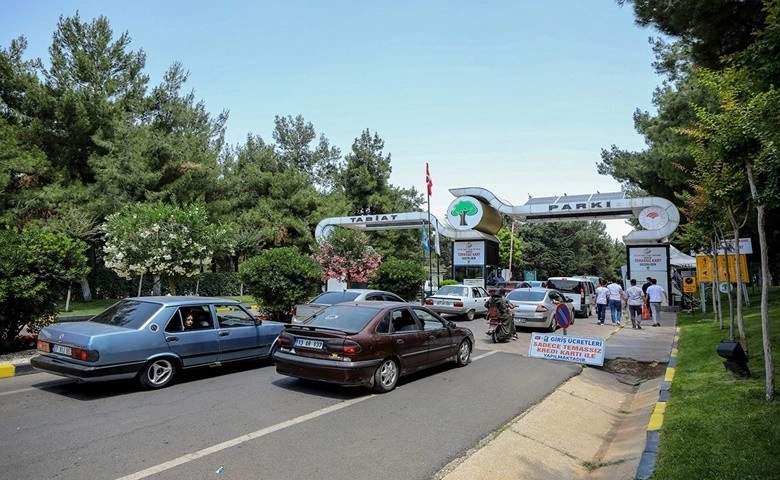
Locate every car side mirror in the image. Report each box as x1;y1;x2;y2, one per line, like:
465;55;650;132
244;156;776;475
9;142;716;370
447;321;457;328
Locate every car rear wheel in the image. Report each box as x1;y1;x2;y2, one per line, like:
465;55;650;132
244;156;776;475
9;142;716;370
138;358;177;389
455;339;471;366
373;358;399;393
463;309;476;321
547;317;557;332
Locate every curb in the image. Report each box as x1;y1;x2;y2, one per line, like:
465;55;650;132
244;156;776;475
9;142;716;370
0;362;36;379
635;325;679;480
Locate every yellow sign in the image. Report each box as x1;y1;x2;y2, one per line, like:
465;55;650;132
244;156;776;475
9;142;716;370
682;276;697;293
695;254;749;283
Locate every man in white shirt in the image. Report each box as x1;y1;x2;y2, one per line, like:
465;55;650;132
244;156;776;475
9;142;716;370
593;279;609;325
606;279;626;325
625;279;645;329
646;278;668;326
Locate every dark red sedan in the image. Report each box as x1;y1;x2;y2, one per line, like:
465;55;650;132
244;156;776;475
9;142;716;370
273;301;474;393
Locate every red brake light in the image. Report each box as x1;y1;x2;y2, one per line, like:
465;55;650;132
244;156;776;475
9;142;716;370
536;305;549;313
424;299;433;305
339;340;362;355
454;301;464;307
72;347;99;362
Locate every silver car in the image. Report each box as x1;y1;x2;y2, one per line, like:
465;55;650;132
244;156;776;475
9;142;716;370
31;296;286;389
424;284;490;321
505;288;575;332
291;289;406;324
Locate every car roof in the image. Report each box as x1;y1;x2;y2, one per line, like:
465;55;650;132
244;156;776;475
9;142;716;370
124;296;241;307
328;289;393;294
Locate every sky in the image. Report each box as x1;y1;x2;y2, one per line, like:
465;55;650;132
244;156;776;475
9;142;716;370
2;1;661;240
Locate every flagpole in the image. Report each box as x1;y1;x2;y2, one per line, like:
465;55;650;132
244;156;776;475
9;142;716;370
425;163;433;296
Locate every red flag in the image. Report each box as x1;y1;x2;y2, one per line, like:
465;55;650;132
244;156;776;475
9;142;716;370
425;163;433;196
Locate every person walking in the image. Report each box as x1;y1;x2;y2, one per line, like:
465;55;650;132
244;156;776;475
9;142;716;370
625;279;645;329
606;278;626;325
594;279;609;325
646;278;667;326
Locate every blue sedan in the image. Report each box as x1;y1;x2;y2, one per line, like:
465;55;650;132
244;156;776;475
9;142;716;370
31;296;286;389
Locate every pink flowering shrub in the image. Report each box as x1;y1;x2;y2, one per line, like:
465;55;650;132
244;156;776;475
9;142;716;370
313;229;382;284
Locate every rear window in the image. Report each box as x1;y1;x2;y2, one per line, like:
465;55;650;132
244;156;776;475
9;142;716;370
89;300;163;329
506;290;547;302
311;291;362;304
544;280;581;293
436;286;468;296
307;305;377;332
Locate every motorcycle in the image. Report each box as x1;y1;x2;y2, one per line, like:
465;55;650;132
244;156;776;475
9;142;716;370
486;303;516;343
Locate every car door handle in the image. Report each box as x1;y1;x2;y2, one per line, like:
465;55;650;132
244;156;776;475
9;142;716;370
396;339;404;344
166;336;179;342
219;331;230;336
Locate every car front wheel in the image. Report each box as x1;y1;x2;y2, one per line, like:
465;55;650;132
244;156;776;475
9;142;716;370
138;358;177;389
372;358;399;393
455;339;472;366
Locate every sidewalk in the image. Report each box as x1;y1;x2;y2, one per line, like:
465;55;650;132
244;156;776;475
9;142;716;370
435;310;678;480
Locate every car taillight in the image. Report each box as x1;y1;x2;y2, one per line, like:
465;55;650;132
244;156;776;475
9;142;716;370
72;348;99;362
454;301;464;307
292;306;297;316
536;306;549;313
341;340;362;355
424;299;433;305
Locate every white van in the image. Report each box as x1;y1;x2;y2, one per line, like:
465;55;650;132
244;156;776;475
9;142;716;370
543;276;596;318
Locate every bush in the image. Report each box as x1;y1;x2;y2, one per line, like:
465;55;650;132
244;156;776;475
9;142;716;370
440;279;459;287
240;247;322;322
369;258;427;301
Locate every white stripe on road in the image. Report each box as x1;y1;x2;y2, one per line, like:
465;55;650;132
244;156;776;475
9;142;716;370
115;394;375;480
0;387;36;397
116;350;495;479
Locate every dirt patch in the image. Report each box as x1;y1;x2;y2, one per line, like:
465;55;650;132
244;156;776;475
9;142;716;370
600;357;667;385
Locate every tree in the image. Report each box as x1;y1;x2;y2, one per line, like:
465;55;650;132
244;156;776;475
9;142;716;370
369;258;427;301
518;222;621;280
0;227;89;350
239;247;322;322
314;228;382;286
102;202;225;294
273;114;342;192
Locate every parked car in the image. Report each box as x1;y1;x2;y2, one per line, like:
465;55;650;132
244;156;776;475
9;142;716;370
31;296;286;389
487;280;531;296
505;288;575;332
424;284;491;320
526;280;546;288
292;289;406;324
274;302;474;393
543;277;596;318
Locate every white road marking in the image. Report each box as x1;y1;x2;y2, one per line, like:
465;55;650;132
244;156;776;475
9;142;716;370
115;394;375;480
114;350;495;479
0;387;35;397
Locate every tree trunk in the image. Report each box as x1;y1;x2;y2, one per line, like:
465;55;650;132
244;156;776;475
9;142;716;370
80;276;93;302
745;161;774;401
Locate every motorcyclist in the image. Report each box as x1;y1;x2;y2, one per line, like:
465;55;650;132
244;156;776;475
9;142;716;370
484;287;517;340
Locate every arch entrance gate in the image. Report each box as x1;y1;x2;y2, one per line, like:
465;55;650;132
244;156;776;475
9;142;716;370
315;187;680;293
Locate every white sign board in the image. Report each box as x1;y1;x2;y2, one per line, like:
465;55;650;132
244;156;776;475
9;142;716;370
628;246;668;271
528;333;606;366
718;238;753;255
453;241;485;266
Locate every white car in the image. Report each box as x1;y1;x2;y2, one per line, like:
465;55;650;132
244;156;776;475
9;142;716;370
424;284;490;321
291;289;406;324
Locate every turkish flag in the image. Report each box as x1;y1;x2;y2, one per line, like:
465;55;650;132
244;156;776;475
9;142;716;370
426;163;433;196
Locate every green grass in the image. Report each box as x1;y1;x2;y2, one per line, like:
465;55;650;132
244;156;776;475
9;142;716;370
651;287;780;479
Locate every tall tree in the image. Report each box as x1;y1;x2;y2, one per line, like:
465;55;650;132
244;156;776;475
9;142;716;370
272;114;342;192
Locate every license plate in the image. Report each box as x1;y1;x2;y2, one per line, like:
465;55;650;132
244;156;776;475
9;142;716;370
294;339;323;349
435;301;450;306
514;317;527;323
52;344;72;356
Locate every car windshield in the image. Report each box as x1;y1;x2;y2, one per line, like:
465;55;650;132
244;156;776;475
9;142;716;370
544;280;580;293
89;300;163;329
507;290;547;302
307;305;376;332
436;286;468;296
311;291;362;304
